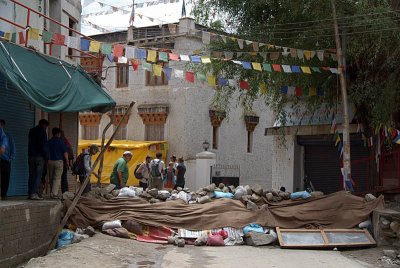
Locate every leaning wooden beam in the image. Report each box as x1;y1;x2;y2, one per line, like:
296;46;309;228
47;101;135;251
97;108;115;186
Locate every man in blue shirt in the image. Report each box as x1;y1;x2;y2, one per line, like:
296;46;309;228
0;120;15;200
48;127;68;199
28;119;49;200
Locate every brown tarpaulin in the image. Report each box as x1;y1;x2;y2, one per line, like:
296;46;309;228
65;191;384;230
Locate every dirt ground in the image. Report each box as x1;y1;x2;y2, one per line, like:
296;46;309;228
18;233;400;268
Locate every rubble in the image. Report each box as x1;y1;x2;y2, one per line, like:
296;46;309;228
245;232;276;246
365;193;377;202
251;184;263;196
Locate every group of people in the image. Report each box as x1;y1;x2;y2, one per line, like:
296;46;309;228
0;117;186;200
135;153;186;190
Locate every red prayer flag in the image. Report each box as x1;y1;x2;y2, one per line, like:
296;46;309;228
185;71;195;83
239;80;249;90
53;33;65;45
295;87;303;96
113;44;124;57
272;64;282;72
130;59;140;71
169;53;180;61
18;32;25;44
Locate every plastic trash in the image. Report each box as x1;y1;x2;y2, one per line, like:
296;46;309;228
214;191;234;199
243;223;264;235
290;191;311;200
118;187;136;197
56;230;74;249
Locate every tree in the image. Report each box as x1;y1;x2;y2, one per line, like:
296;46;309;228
192;0;400;135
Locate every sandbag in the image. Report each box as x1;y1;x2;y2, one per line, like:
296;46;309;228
102;220;122;231
118;187;136;198
206;234;225;246
290;191;311;200
214;191;234;199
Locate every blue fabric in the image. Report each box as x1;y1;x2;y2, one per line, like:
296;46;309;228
214;191;233;199
1;134;16;161
28;126;48;158
243;223;264;235
106;53;114;62
290;191;311;200
163;67;172;80
190;56;201;63
0;31;4;37
242;61;252;70
280;86;288;94
48;137;67;161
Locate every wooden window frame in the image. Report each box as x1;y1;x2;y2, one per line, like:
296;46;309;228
247;131;253;153
212;126;218;150
82;125;99;140
145;124;165;141
116;64;129;88
145;70;168;86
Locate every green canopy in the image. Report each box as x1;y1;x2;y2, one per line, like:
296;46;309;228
0;41;115;113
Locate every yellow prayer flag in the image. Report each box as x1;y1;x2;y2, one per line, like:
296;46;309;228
338;67;343;74
267;44;274;49
309;87;317;96
201;56;211;63
207;75;216;86
304;50;311;60
252;62;262;71
89;41;101;53
147;50;157;62
28;28;40;40
249;52;257;56
259;83;267;94
4;32;10;41
153;64;162;77
301;66;312;74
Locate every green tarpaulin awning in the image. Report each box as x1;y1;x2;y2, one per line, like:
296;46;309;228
0;41;115;113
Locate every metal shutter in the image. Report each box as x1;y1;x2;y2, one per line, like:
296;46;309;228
0;76;35;196
298;135;371;194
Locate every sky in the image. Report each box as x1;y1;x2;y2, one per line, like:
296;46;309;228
81;0;194;35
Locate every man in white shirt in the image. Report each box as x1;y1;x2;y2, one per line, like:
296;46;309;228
149;152;165;190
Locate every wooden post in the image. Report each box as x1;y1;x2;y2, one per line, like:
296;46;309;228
47;101;135;251
97;108;115;186
330;0;352;190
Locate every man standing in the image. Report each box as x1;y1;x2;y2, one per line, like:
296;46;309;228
28;119;49;200
61;131;74;193
110;151;133;189
80;144;99;194
47;128;68;199
0;120;15;200
149;152;165;190
174;157;186;189
137;155;151;190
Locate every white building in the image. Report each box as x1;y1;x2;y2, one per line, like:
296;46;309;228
79;18;274;189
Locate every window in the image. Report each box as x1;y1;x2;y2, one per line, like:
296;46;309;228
82;125;99;140
145;124;165;141
212;126;219;150
68;17;76;57
247;131;253;153
116;64;129;88
113;125;127;140
145;70;168;86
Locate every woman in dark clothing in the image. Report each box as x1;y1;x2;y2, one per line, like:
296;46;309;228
174;157;186;189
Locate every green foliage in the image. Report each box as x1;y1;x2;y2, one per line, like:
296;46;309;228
192;0;400;129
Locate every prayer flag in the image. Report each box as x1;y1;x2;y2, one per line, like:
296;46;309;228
18;32;25;44
113;44;124;57
130;59;140;71
280;86;288;94
317;50;324;61
217;77;228;87
287;86;295;95
237;39;244;49
158;52;168;62
53;33;64;45
309;87;317;96
290;48;297;58
180;54;190;61
106;53;114;62
190;56;201;63
297;49;304;60
136;48;147;59
153;64;163;76
272;64;282;72
101;43;112;55
212;51;223;58
330;68;339;74
259;83;267;94
0;31;4;37
301;66;312;74
270;52;280;61
201;56;211;63
4;32;11;41
282;65;292;73
66;36;79;49
239;80;249;90
11;33;16;43
263;63;272;72
317;88;324;96
80;39;90;51
291;66;301;73
89;41;101;53
169;53;180;61
147;50;157;62
174;69;184;78
228;79;237;87
163;67;172;80
196;73;206;82
242;61;252;70
295;87;303;97
311;67;321;73
185;71;195;83
141;60;152;71
207;75;216;86
28;28;40;40
202;31;211;44
118;57;127;64
252;62;262;71
394;133;400;144
304;50;311;60
125;46;135;59
252;42;259;52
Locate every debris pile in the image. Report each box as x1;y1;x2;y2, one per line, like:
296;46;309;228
372;207;400;247
379;250;400;266
63;183;324;209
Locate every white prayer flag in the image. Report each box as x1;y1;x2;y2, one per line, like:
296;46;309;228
66;36;79;49
118;56;128;64
282;65;292;73
125;45;135;59
180;54;190;61
174;69;184;78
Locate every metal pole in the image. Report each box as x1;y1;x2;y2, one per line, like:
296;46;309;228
47;101;135;251
330;0;352;190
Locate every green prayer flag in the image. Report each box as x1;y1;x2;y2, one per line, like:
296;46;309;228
141;60;152;71
311;67;321;73
196;73;206;81
263;63;272;72
101;43;112;55
11;33;16;43
42;31;52;42
303;87;309;96
158;52;168;62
